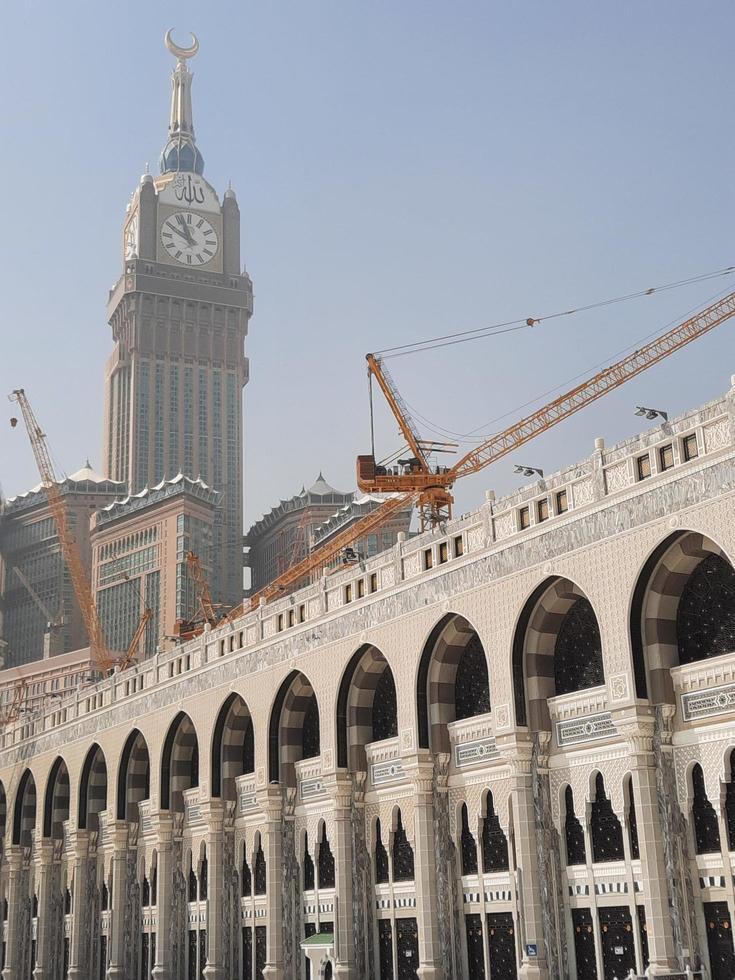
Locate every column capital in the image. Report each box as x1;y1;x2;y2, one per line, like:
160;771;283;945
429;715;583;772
323;771;353;810
256;784;284;822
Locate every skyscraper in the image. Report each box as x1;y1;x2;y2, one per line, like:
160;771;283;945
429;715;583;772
103;32;252;607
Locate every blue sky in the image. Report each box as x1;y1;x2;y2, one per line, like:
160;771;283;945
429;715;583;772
1;2;734;524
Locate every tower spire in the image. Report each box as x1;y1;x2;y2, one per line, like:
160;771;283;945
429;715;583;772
160;30;205;176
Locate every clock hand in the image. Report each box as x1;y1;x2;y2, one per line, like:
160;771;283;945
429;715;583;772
170;224;194;246
176;218;195;245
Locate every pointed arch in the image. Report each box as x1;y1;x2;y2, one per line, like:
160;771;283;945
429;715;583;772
160;712;199;812
416;613;491;754
78;744;107;831
116;729;150;821
630;530;735;703
43;757;70;839
512;577;603;731
336;644;397;771
211;693;254;801
12;769;36;847
268;671;319;786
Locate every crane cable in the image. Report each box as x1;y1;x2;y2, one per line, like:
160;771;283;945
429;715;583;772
388;278;735;446
373;264;735;360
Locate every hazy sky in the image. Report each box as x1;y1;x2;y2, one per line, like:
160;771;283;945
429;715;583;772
2;2;735;526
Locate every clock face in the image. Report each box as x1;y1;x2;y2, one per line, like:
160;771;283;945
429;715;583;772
160;211;220;265
124;213;138;259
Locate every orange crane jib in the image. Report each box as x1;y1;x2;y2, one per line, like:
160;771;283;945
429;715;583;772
357;289;735;527
9;389;150;675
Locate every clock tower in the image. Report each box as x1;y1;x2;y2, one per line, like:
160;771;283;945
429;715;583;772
103;32;252;607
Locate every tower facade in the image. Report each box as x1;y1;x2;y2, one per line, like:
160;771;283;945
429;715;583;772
103;35;252;607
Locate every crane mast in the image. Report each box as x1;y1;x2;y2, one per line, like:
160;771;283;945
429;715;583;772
10;389;112;669
10;389;150;673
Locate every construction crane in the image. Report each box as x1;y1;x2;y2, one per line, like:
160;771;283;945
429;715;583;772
357;288;735;527
9;389;149;673
231;286;735;614
173;551;221;641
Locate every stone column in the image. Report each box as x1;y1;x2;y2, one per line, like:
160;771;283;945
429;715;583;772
31;840;55;980
202;801;225;980
325;773;356;979
619;714;681;974
151;813;174;980
66;828;90;980
405;755;443;980
258;785;284;980
2;845;26;980
499;734;550;980
104;822;130;980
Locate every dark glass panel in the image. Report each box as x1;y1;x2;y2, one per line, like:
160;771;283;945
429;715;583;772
372;668;398;742
565;787;586;866
254;843;267;896
460;804;478;875
455;634;491;720
375;820;389;885
692;763;721;855
465;913;486;980
302;697;320;760
628;783;640;860
591;774;625;863
481;794;509;872
392;813;415;882
318;832;335;890
486;912;516;980
678;554;735;664
572;908;597;980
554;598;604;695
303;834;315;891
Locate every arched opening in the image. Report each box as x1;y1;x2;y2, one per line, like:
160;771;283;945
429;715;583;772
12;769;36;847
691;763;721;855
417;613;491;753
268;671;319;786
160;712;199;812
391;810;414;882
78;744;107;831
254;834;266;896
241;840;252;897
317;823;335;890
211;693;254;800
630;531;735;703
460;803;478;875
374;819;389;885
0;781;6;843
564;786;586;866
336;645;398;771
726;751;735;851
303;832;315;892
43;757;70;839
481;791;509;872
590;773;624;863
512;577;603;731
116;729;150;822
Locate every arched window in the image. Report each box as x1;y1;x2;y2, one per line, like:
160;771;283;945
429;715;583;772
590;774;624;862
32;894;38;918
318;828;335;890
303;834;315;892
372;668;398;742
481;793;509;872
199;851;208;900
151;865;157;906
564;787;586;866
692;763;721;855
142;876;150;907
627;780;640;860
241;852;252;897
678;554;735;664
375;820;389;885
188;858;197;902
392;811;414;882
455;634;491;720
555;598;604;696
254;840;267;896
460;803;478;875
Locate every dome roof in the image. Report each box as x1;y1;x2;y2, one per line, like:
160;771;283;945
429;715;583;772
307;472;348;496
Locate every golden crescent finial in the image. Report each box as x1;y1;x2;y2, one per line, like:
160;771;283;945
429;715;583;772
165;29;199;61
